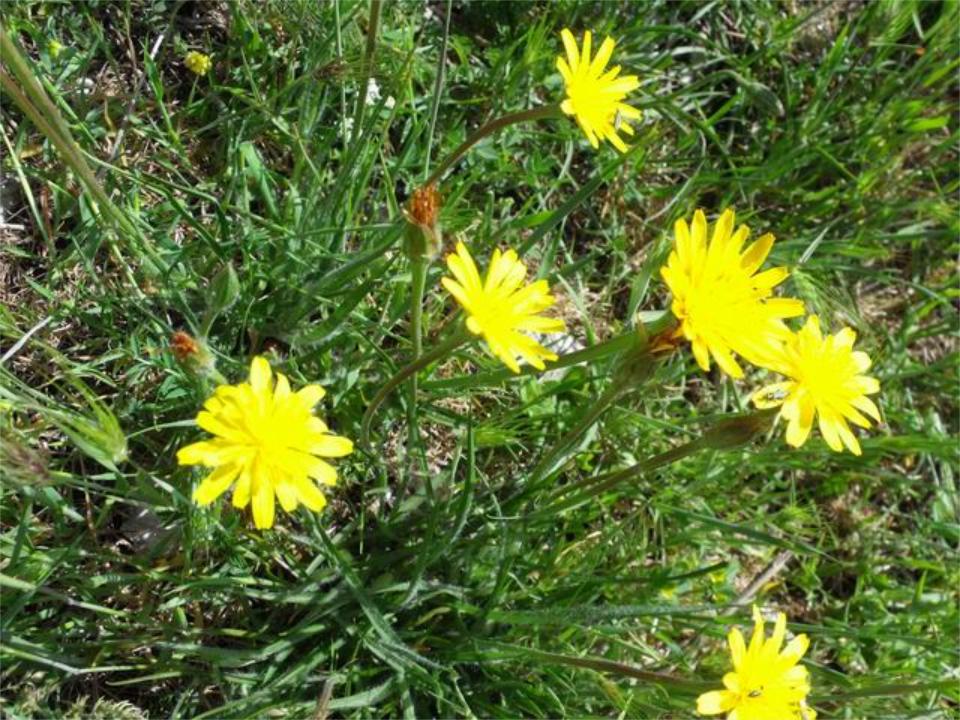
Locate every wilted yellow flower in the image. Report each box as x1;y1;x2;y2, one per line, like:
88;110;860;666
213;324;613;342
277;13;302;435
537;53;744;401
184;50;212;76
660;208;805;378
441;242;565;373
556;29;641;152
697;606;816;720
178;356;353;529
752;315;880;455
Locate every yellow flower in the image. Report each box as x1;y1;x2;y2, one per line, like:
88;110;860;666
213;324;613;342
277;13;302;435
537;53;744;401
184;50;212;76
441;242;566;373
752;315;881;455
697;606;816;720
660;208;805;378
177;357;353;529
48;40;64;59
556;29;641;153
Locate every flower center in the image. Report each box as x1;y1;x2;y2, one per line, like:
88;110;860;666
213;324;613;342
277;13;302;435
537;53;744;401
566;78;614;124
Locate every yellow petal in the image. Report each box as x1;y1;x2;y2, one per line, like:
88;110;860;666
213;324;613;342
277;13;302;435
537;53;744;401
752;266;790;290
674;218;692;267
835;418;862;455
273;373;291;401
193;463;241;505
275;481;299;513
691;338;712;373
297;384;326;409
196;411;246;443
294;476;328;511
767;612;787;655
765;297;806;318
785;398;815;448
708;341;743;379
232;463;253;509
779;633;810;666
722;672;740;692
178;440;229;466
441;277;472;311
590;36;615;75
696;690;737;715
249;356;272;394
691;210;708;250
560;29;579;73
251;473;276;529
740;233;774;274
854;375;880;395
309;434;354;458
851;350;872;373
834;327;857;349
728;628;746;670
307;457;339;486
818;412;844;452
851;395;881;422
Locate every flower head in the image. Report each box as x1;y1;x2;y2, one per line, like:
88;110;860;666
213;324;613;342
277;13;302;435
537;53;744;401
441;242;565;373
752;315;880;455
660;209;805;378
170;330;217;377
170;331;200;362
557;29;641;152
48;40;64;59
404;184;442;260
184;50;212;76
177;357;353;529
697;606;816;720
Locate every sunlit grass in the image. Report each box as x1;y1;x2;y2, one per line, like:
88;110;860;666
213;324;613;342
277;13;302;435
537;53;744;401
1;1;957;718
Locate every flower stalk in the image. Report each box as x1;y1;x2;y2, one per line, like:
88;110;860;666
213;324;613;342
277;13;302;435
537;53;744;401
425;104;561;187
526;324;666;485
360;326;472;450
535;408;779;518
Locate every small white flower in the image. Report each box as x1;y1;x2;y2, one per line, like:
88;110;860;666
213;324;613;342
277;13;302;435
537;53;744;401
365;78;381;105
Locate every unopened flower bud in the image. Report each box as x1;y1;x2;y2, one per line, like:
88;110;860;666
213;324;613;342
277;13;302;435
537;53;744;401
170;331;217;377
403;183;442;261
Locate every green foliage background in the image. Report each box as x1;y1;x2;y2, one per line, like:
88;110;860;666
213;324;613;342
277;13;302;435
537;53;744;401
1;0;957;717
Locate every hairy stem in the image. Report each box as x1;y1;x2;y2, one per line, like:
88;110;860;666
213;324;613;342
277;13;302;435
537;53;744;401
405;256;428;459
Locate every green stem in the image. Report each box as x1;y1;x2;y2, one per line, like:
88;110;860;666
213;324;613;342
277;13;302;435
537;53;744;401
424;104;561;187
527;381;626;486
405;256;428;455
423;0;452;180
361;327;471;450
537;443;701;518
350;0;382;145
534;408;779;518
